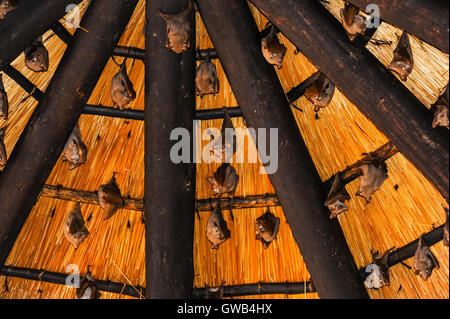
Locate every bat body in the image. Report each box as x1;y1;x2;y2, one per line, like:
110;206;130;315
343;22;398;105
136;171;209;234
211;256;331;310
205;282;225;299
388;32;414;81
255;209;280;248
0;127;7;168
303;72;335;112
0;73;8;120
356;156;388;203
340;3;367;41
414;237;440;281
98;175;124;220
158;0;192;54
64;203;89;249
207;163;239;197
261;25;287;69
325;174;350;219
76;268;101;299
25;37;49;73
206;202;231;249
211;108;237;162
444;209;449;247
195;55;219;98
432;84;449;129
111;63;136;110
62;125;87;170
0;0;18;19
365;247;395;289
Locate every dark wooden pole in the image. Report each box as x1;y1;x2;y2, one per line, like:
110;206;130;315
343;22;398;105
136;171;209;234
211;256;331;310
195;0;368;299
145;0;196;299
346;0;449;53
249;0;449;202
0;0;138;266
0;0;83;71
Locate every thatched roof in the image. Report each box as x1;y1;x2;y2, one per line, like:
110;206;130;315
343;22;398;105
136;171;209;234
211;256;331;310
0;0;448;299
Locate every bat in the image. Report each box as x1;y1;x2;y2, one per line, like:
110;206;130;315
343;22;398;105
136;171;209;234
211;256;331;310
98;174;125;220
303;72;335;112
261;25;287;69
25;36;49;73
356;155;388;203
0;73;8;120
207;163;239;198
195;54;219;98
0;0;18;19
432;84;449;129
76;267;101;299
414;236;440;281
205;281;226;299
158;0;192;54
210;108;237;162
365;247;395;289
340;2;367;41
110;62;136;110
62;125;87;170
0;126;7;169
325;174;351;219
255;209;280;248
206;200;231;250
64;203;89;249
388;32;414;81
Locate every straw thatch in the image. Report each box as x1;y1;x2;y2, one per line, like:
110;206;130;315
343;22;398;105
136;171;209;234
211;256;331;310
0;0;448;299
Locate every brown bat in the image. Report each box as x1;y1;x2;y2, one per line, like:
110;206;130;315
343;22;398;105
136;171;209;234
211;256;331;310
211;108;237;162
64;203;89;249
356;156;388;203
388;32;414;81
0;126;7;168
0;0;18;19
261;25;287;69
98;174;125;220
325;174;351;219
207;163;239;198
444;209;449;247
432;84;449;129
206;201;231;250
365;247;395;289
76;267;102;299
255;209;280;248
195;55;219;98
205;281;226;299
158;0;192;54
0;73;8;120
110;62;136;110
340;2;367;41
414;236;440;281
62;125;87;170
303;72;335;112
24;36;49;72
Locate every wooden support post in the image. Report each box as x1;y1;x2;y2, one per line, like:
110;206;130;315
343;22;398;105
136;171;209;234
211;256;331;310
195;0;368;299
249;0;449;202
2;65;44;101
346;0;449;53
145;0;196;299
0;0;83;71
0;0;138;266
83;105;145;121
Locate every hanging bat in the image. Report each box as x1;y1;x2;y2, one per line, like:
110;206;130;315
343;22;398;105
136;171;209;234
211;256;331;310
414;236;440;281
432;84;449;129
111;62;136;110
76;267;101;299
303;72;335;112
24;36;49;72
340;2;367;41
211;108;237;162
0;0;18;19
356;156;388;203
0;126;7;168
62;125;87;170
0;73;8;120
207;163;239;197
388;32;414;82
64;203;89;249
205;281;225;299
261;25;287;69
365;247;395;289
195;55;219;98
255;209;280;248
158;0;192;54
325;174;351;219
444;209;449;247
206;201;231;250
98;174;124;220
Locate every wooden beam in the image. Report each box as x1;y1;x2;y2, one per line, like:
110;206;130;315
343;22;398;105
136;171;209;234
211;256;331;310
195;0;368;299
346;0;449;53
83;105;144;121
2;65;44;101
0;0;139;267
144;0;196;299
0;0;84;71
249;0;449;202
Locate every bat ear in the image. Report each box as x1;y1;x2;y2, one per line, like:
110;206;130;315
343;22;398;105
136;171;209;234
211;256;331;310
158;10;172;21
414;269;420;275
